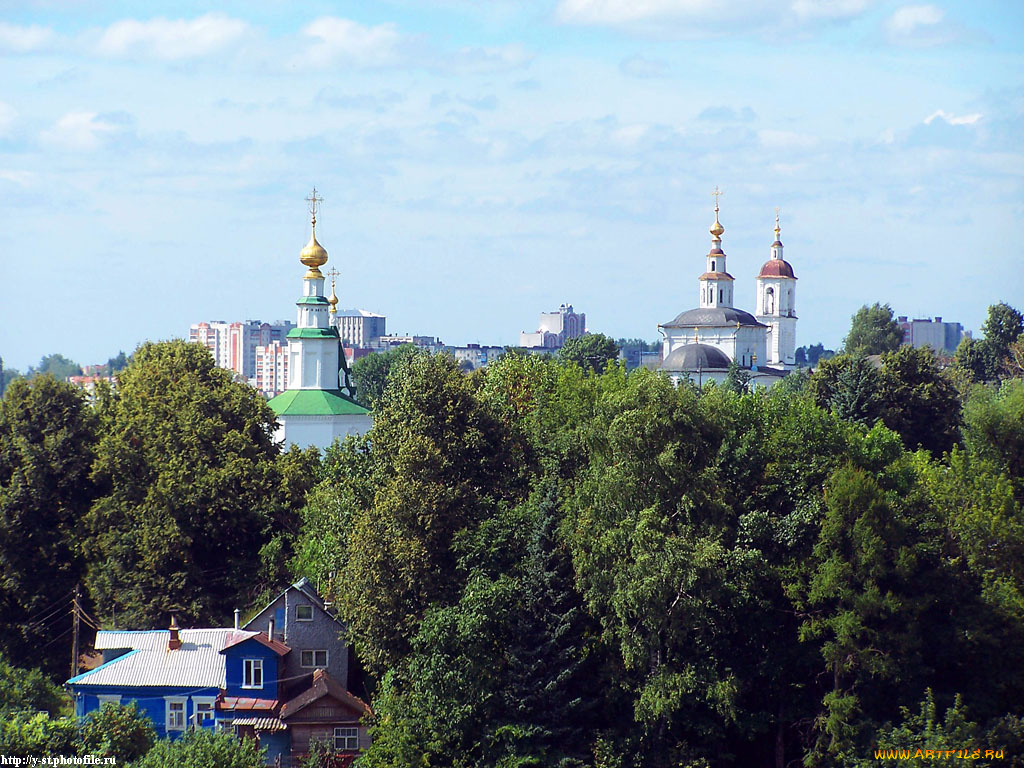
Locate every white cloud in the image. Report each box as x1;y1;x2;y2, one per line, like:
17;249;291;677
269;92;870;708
886;4;943;35
924;110;982;126
97;13;249;59
300;17;402;67
556;0;717;25
41;112;125;151
885;4;964;45
556;0;872;28
0;22;54;52
759;129;819;150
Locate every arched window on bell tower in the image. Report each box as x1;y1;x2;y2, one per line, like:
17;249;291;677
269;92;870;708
766;287;775;315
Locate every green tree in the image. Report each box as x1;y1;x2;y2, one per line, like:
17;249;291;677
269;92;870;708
133;727;266;768
338;352;527;673
558;333;620;373
724;359;752;393
981;301;1024;351
962;379;1024;489
0;376;97;675
786;465;929;764
843;303;904;357
84;340;298;628
876;346;962;456
80;701;155;762
351;344;423;409
807;354;883;427
0;712;78;759
0;654;64;715
27;354;82;380
106;350;129;373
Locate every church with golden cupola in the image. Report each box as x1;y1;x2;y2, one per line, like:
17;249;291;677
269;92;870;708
266;190;371;450
658;188;798;388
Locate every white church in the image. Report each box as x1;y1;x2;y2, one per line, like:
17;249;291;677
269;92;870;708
267;192;373;450
658;193;798;387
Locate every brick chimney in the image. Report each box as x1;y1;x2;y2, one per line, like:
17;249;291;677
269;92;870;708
168;615;181;650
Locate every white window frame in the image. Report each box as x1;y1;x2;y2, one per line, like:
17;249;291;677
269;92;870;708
192;696;216;725
334;727;359;750
96;694;122;708
296;604;314;621
243;658;263;689
300;649;328;668
166;697;187;731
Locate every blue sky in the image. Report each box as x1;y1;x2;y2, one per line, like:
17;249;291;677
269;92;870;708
1;0;1022;371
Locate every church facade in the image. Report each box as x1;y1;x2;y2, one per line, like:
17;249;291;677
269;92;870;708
659;197;798;388
267;192;372;450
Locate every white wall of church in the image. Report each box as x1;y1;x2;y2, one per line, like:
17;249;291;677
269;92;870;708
275;413;373;451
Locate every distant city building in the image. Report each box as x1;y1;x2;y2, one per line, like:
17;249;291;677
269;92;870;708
897;316;968;356
449;344;507;371
189;320;295;380
520;304;587;348
67;375;115;397
335;309;386;348
377;335;444;351
253;340;289;398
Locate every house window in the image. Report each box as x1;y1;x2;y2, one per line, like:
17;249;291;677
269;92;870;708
296;604;313;621
243;659;263;689
192;697;215;724
300;650;328;668
97;694;121;709
166;697;186;731
334;727;359;751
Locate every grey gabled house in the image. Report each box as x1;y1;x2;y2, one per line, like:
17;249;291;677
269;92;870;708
243;577;349;699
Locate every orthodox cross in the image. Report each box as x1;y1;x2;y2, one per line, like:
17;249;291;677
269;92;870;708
306;188;323;219
326;266;340;287
711;185;722;211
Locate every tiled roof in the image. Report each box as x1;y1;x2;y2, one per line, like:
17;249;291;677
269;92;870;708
69;629;253;688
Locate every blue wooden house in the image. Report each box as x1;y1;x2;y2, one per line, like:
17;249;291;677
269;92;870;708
67;582;371;765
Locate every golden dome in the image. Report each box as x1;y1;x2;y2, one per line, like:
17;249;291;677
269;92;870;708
328;284;339;314
710;212;725;238
300;226;328;279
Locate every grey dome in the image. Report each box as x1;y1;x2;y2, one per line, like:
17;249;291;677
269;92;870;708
660;343;731;371
661;307;763;328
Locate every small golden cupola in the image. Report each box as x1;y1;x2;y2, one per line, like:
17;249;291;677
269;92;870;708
300;188;328;279
327;267;340;315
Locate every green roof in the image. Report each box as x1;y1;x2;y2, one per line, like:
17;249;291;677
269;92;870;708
287;327;339;339
296;296;330;305
268;389;369;416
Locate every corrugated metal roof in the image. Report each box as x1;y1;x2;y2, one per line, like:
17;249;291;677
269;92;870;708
230;717;287;731
70;629;256;688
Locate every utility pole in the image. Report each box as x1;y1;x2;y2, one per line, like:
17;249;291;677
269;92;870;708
70;585;80;679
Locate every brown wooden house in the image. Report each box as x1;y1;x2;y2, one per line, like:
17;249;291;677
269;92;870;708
279;668;372;764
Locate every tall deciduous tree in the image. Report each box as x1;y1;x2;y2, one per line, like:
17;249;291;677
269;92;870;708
0;376;97;675
27;354;82;381
558;333;620;373
84;341;299;628
338;352;526;673
350;344;423;409
842;303;904;357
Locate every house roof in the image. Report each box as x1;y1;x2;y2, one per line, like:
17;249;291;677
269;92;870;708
220;696;280;712
279;669;372;721
660;343;732;371
244;578;344;631
69;629;251;688
660;307;765;329
221;630;290;657
229;717;287;732
267;389;369;416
